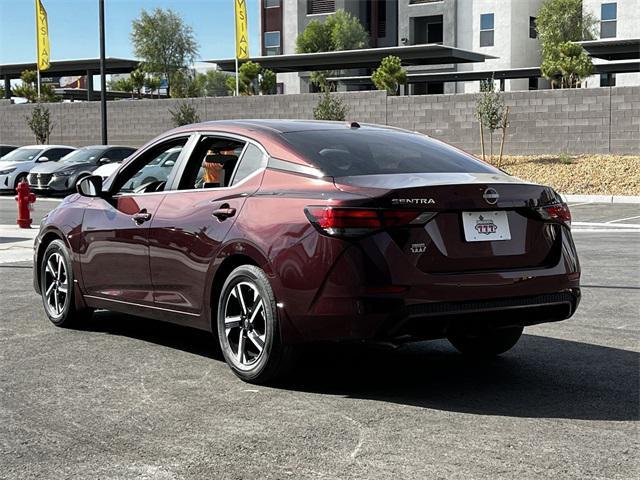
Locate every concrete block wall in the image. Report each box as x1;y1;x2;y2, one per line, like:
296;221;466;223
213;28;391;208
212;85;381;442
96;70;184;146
0;88;637;154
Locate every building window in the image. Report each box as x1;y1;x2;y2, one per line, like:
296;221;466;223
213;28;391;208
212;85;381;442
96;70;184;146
307;0;335;15
529;77;538;90
480;13;494;47
264;31;281;55
600;73;616;87
411;15;444;45
601;3;617;38
529;17;537;38
264;0;280;7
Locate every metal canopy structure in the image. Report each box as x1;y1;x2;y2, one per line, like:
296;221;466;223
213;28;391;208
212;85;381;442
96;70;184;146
578;39;640;61
1;57;140;100
208;44;496;73
328;61;640;85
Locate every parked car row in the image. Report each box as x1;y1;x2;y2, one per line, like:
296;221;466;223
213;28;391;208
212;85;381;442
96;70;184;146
0;144;137;195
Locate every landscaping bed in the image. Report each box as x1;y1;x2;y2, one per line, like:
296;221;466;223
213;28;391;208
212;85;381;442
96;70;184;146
494;155;640;195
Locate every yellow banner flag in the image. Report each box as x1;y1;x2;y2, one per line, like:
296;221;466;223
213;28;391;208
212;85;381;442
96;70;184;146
234;0;249;59
35;0;50;71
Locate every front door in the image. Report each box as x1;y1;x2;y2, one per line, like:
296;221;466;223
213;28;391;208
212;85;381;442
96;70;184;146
79;136;189;306
148;136;268;317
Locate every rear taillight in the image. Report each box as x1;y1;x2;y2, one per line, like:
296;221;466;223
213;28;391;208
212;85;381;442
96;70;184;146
304;207;434;237
538;203;572;228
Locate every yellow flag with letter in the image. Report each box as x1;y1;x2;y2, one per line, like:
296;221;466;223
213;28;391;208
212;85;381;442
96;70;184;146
234;0;249;59
35;0;50;71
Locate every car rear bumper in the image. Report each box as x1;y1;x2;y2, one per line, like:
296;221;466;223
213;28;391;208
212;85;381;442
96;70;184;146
278;227;581;344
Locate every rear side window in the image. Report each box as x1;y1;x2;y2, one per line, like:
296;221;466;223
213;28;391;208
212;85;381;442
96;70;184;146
280;129;497;177
231;144;265;186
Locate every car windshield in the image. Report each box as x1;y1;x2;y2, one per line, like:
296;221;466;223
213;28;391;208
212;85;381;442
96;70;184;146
1;148;43;162
61;148;104;165
280;129;497;177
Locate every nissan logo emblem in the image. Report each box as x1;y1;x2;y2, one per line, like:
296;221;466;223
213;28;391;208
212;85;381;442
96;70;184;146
483;188;499;205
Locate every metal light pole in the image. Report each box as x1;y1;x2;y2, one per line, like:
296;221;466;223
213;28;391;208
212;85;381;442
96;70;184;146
99;0;107;144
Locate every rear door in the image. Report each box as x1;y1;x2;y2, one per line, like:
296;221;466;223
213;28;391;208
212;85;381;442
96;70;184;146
80;136;191;306
148;134;268;316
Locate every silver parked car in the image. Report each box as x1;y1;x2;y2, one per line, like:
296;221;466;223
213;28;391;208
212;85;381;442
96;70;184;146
0;145;76;192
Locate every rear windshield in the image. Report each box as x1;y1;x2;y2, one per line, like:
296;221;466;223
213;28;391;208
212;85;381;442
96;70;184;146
280;129;496;177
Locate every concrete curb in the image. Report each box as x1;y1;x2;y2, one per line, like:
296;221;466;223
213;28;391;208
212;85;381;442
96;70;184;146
562;194;640;204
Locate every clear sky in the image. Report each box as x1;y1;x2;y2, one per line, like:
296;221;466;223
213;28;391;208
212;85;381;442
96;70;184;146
0;0;260;64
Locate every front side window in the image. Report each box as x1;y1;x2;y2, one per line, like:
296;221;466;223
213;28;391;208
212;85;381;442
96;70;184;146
601;3;617;38
280;129;497;178
44;148;75;161
480;13;494;47
116;138;187;194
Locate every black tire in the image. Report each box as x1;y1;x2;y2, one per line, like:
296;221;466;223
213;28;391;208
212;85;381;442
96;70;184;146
40;239;93;327
217;265;295;384
447;326;524;357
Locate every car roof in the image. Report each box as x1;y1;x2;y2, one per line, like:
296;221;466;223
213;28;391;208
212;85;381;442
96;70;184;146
17;144;76;149
175;119;407;135
74;145;135;149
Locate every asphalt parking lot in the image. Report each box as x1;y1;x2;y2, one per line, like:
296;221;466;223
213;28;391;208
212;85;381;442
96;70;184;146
0;198;638;479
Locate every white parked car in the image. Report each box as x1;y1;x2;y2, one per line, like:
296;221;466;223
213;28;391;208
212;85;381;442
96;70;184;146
0;145;76;192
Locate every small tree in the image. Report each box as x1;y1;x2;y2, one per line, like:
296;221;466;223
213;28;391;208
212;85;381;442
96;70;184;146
111;77;134;97
260;69;276;95
171;69;205;98
169;101;200;127
27;104;54;144
536;0;597;88
475;80;507;165
541;41;593;88
144;75;162;98
130;69;146;99
296;9;368;93
313;92;348;121
372;56;407;95
202;70;230;97
131;8;199;97
12;70;59;103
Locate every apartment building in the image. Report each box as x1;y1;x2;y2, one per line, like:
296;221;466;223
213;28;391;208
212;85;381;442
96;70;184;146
582;0;640;87
259;0;639;94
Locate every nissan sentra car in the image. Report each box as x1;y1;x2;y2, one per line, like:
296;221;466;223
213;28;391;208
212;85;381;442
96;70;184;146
33;120;580;383
0;145;76;192
28;145;136;195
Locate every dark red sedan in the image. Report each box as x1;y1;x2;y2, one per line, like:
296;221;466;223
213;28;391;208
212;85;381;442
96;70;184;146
34;120;580;383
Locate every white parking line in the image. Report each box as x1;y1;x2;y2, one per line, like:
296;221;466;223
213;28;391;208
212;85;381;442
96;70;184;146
572;222;640;229
606;215;640;224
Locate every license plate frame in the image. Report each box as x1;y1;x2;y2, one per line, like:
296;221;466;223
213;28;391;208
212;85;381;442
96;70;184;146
462;211;511;242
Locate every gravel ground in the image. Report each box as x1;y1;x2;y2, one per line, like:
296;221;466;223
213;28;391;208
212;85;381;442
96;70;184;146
499;155;640;195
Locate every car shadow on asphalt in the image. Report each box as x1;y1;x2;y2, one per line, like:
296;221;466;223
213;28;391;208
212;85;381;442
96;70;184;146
82;311;639;422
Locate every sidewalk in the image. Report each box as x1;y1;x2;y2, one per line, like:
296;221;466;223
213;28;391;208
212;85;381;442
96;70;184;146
0;224;38;264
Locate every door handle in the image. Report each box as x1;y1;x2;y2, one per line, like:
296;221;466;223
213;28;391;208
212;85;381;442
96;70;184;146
132;210;152;224
212;206;236;220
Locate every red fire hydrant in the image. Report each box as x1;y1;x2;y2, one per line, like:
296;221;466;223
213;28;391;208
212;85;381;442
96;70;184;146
15;180;36;228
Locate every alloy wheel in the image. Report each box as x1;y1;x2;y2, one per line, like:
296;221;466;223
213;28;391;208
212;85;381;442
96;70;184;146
223;281;268;370
44;252;69;317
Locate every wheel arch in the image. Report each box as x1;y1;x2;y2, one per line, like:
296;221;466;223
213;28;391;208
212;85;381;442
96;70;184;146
35;229;68;292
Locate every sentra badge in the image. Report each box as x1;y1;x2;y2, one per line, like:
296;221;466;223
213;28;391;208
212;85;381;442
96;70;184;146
391;198;435;206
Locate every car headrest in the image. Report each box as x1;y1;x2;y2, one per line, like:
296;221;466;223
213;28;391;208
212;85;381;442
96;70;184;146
205;154;237;164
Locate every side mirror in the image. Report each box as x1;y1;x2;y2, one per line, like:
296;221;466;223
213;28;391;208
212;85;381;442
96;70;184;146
76;175;103;198
37;156;50;162
98;157;111;165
